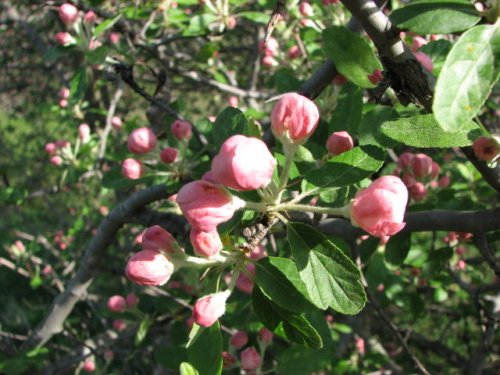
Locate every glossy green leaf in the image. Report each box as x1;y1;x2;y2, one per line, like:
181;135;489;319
419;39;453;75
238;11;269;24
94;14;122;37
184;14;218;36
384;232;412;270
390;0;480;34
287;223;366;314
381;114;481;147
155;346;188;370
69;68;87;103
180;362;200;375
135;316;153;346
358;106;399;147
187;323;222;375
433;24;500;131
255;257;316;313
212;107;249;150
329;83;363;135
252;287;323;349
303;145;385;192
323;26;383;88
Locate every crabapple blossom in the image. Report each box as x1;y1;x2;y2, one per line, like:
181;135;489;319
326;131;354;156
287;45;301;59
59;98;68;108
262;55;279;67
50;155;63;166
125;250;174;286
142;225;177;254
59;87;70;99
58;3;79;25
397;152;415;170
414;51;433;72
126;293;138;308
45;143;57;155
258;37;279;56
121;158;144;179
222;351;237;368
228;96;239;108
111;116;122;129
55;32;74;46
78;123;91;143
409;182;427;201
107;295;127;313
258;327;273;344
127;127;157;154
112;319;127;331
190;229;223;258
192;290;231;327
83;10;97;24
240;347;262;371
230;330;249;349
160;147;178;164
82;359;96;373
109;32;121;44
411;153;433;178
171;119;192;140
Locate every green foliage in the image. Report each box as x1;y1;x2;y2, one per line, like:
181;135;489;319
187;323;223;375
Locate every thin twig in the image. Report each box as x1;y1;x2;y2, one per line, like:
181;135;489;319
474;231;500;278
98;82;124;160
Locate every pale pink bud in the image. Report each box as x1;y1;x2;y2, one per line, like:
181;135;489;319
58;3;79;25
271;92;320;144
411;36;427;51
474;2;485;12
121;158;144;179
258;37;279;57
456;259;466;270
50;155;63;166
55;139;70;149
368;69;383;85
398;152;415;170
401;173;417;187
211;135;277;191
127;127;157;154
45;143;57;155
411;153;433;178
222;351;237;368
230;330;249;349
409;182;427;201
142;225;176;253
192;290;231;327
414;51;433;72
109;32;121;44
443;231;459;245
42;265;53;275
82;359;96;373
126;293;138;308
258;327;273;344
13;240;26;253
240;347;262;371
160;147;178;164
430;161;441;179
88;38;102;50
236;264;255;294
176;180;240;232
326;131;354;156
287;45;301;59
299;2;314;17
112;319;127;331
59;98;68;108
228;96;239;108
190;229;223;258
472;136;499;162
249;244;267;260
438;175;450;188
99;206;109;216
226;16;237;29
59;87;70;99
107;295;127;313
171;120;192;141
332;74;347;85
376;283;385;292
111;116;123;129
355;337;365;354
125;250;174;286
78;123;91;143
262;55;279;67
351;176;408;238
55;32;74;46
83;10;97;24
208;115;216;122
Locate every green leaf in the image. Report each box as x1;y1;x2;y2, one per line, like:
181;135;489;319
238;11;269;24
155;346;188;370
94;14;123;37
419;39;453;76
180;362;200;375
433;23;500;132
329;83;363;135
287;223;366;314
274;69;302;93
381;114;481;147
303;145;385;192
69;67;88;103
211;107;249;150
252;287;323;349
423;247;454;276
255;257;317;313
184;14;218;36
323;26;383;88
358;106;399;147
135;316;153;346
102;166;155;190
390;0;480;34
384;232;412;270
187;323;222;375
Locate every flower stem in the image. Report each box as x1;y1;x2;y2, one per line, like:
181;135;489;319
269;202;350;217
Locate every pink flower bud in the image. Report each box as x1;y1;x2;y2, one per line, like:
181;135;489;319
58;3;79;25
59;98;68;108
88;38;102;50
258;37;279;57
192;290;231;327
50;155;63;166
249;244;267;260
109;32;121;44
59;87;70;99
430;161;440;179
127;127;157;154
190;229;223;258
258;327;273;344
160;147;178;164
228;96;239;107
456;259;466;270
438;175;450;188
458;232;473;241
351;176;408;238
78;123;91;143
142;225;176;253
299;2;314;17
368;69;383;85
262;55;279;67
45;142;57;155
211;135;277;191
332;74;348;85
401;173;417;188
111;116;123;129
107;295;127;313
236;264;255;294
409;182;427;201
472;136;499;162
222;351;237;368
355;337;365;354
83;10;97;24
171;120;192;141
287;45;301;59
82;359;96;373
271;93;320;144
411;153;433;178
126;293;139;308
326;131;354;156
411;36;427;51
397;152;414;170
122;158;144;179
230;330;249;349
414;51;433;72
112;319;127;331
226;16;237;29
13;240;26;253
240;347;262;371
455;246;466;256
323;0;340;4
125;250;174;286
176;180;241;231
55;32;74;46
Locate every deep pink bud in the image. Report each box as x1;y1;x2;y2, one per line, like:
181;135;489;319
109;32;121;44
192;290;231;327
111;116;122;129
79;123;91;143
58;4;79;25
472;136;499;162
222;351;237;368
258;37;279;57
414;51;433;72
236;264;255;294
211;135;276;191
83;10;97;24
409;182;427;201
287;45;301;59
59;87;70;99
411;36;427;51
368;69;383;85
142;225;176;253
323;0;340;4
455;246;466;256
107;295;127;313
127;127;157;154
249;244;267;260
171;120;192;141
125;250;174;286
258;327;273;344
430;161;441;179
112;319;127;331
397;152;415;170
82;359;96;373
55;32;74;46
326;131;354;156
411;153;433;178
45;143;57;154
271;93;320;144
333;74;348;85
401;173;417;188
50;155;63;166
126;293;139;308
262;55;279;67
228;96;239;108
240;347;262;371
230;330;249;349
299;2;314;17
190;229;222;258
351;176;408;238
176;180;241;231
438;175;450;188
122;158;144;179
160;147;178;164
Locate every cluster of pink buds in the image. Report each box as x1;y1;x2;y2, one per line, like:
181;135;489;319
121;127;157;179
259;37;279;68
298;1;315;28
107;293;139;313
222;329;271;372
54;230;73;250
58;86;70;108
